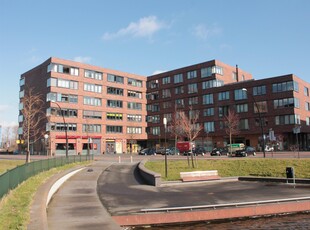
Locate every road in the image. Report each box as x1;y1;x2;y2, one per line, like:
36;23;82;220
97;163;310;216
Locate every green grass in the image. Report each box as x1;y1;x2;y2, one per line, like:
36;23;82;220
145;159;310;181
0;161;91;230
0;160;24;175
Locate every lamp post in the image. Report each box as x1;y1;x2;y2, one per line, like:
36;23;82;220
242;88;266;158
163;117;168;178
44;133;49;156
51;101;68;158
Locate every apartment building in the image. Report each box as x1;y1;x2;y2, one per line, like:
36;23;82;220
19;57;147;155
19;57;310;155
146;60;310;151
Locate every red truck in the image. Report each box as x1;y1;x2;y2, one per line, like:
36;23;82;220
176;141;194;154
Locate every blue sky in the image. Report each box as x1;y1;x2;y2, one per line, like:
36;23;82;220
0;0;310;127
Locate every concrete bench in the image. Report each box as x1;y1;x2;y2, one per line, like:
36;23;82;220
180;170;220;182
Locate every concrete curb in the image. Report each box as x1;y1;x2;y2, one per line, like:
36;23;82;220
28;166;85;230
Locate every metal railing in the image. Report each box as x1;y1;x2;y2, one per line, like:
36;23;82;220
141;197;310;213
0;155;93;199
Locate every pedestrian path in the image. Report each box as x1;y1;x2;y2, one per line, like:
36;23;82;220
47;161;121;230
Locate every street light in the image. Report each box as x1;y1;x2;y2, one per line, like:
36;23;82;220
51;101;68;158
163;117;168;178
242;88;266;158
44;133;49;156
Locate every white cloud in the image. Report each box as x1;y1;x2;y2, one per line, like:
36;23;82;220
73;56;92;63
102;16;166;40
193;23;222;40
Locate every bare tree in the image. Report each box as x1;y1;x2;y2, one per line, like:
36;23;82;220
177;108;203;168
224;109;240;155
21;87;46;163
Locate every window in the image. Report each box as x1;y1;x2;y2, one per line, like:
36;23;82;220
163;113;172;123
106;113;123;120
306;117;310;126
239;119;249;130
163;101;172;109
83;110;102;119
188;83;198;94
128;78;142;87
189;96;198;105
106;126;123;133
162;76;170;84
218;91;230;101
50;123;77;131
127;127;142;134
272;81;299;93
305;102;310;111
83;97;102;106
84;70;103;80
202;94;213;105
147;91;159;100
53;78;78;89
162;89;171;98
236;104;248;113
304;87;309;96
234;89;247;100
218;106;229;117
255;118;268;127
232;72;237;81
202;79;224;89
254;101;268;113
107;100;123;108
174;74;183;83
128;102;142;110
175;99;184;108
20;78;25;86
83;124;101;133
151;127;160;135
201;66;223;78
84;83;102;93
47;63;79;76
107;74;124;84
19;90;24;98
275;115;300;125
175;86;184;94
189;110;199;119
187;70;197;79
274;98;299;109
128;90;142;98
127;114;142;122
107;87;123;96
203;108;214;116
204;122;215;132
147;80;159;89
253;85;266;96
49;107;77;117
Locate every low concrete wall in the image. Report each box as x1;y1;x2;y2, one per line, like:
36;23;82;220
138;160;161;187
239;176;310;184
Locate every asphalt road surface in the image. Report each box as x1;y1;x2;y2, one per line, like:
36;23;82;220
97;163;310;216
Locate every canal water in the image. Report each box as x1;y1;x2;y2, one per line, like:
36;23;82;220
134;213;310;229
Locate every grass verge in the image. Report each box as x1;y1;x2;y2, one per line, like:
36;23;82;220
0;160;24;175
145;159;310;181
0;161;91;230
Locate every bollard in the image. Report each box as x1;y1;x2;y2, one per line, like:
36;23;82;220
130;155;133;163
118;156;121;163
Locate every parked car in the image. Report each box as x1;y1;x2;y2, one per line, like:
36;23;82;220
192;147;207;156
234;146;256;157
138;148;156;155
167;147;180;155
210;148;228;156
156;147;170;155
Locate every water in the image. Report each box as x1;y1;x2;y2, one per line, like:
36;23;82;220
133;213;310;229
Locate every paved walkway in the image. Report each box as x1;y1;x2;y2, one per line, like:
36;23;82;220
46;161;121;230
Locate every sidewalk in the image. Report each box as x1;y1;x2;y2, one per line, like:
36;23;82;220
28;160;121;230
